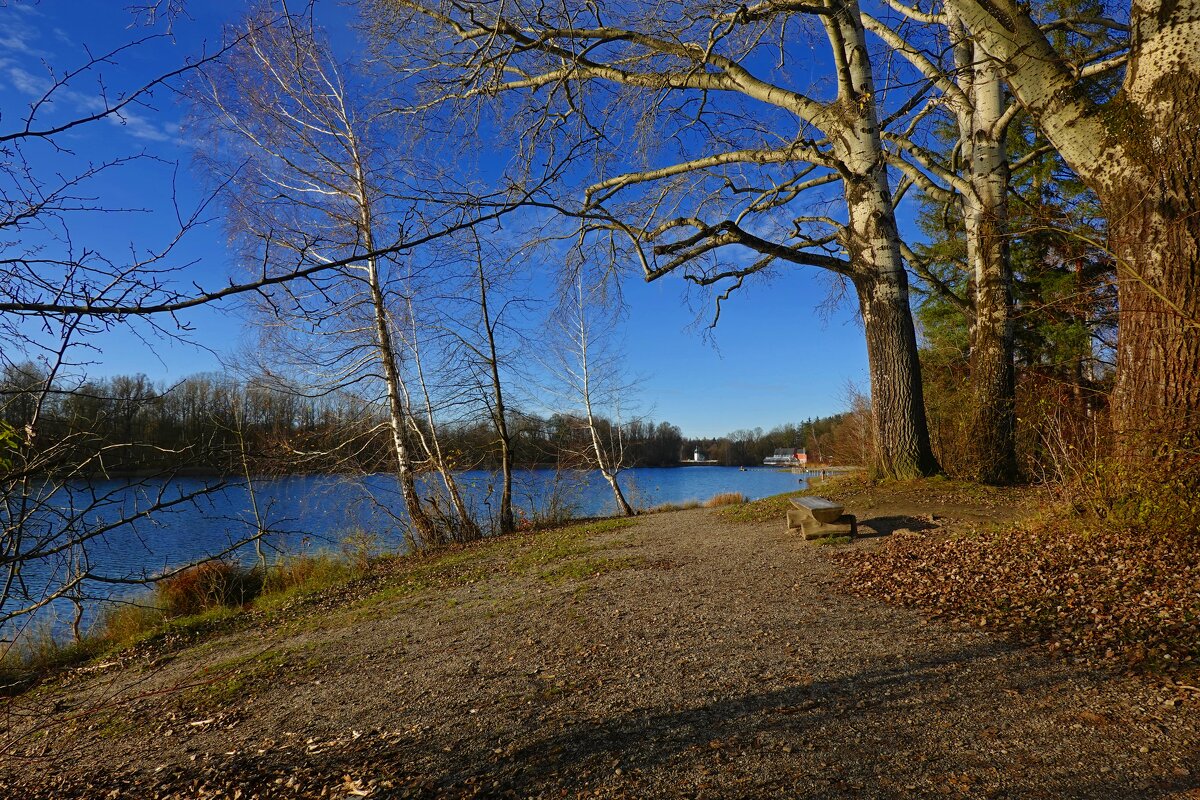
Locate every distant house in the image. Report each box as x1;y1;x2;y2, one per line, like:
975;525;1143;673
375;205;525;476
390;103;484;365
763;448;806;466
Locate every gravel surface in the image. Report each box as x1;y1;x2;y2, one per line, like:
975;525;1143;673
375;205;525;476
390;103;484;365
1;502;1197;799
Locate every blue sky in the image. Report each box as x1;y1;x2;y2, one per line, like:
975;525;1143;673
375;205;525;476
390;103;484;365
1;1;904;438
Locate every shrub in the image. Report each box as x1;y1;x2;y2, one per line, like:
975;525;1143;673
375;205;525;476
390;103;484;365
155;560;262;618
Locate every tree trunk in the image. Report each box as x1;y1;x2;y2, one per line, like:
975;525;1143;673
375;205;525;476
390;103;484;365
961;54;1018;484
939;0;1200;463
1105;188;1200;458
844;174;940;480
367;257;439;548
854;267;941;480
828;0;940;480
1100;10;1200;461
602;468;635;517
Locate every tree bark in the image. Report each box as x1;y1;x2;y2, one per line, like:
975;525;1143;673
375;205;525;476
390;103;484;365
827;0;941;479
1105;184;1200;454
854;262;941;480
942;0;1200;462
1101;6;1200;457
960;53;1018;483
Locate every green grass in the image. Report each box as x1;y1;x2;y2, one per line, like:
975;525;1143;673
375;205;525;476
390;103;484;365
180;648;292;710
539;554;646;584
356;518;639;612
715;490;806;525
813;535;853;546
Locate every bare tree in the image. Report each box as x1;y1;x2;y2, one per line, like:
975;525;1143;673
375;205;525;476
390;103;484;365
546;273;636;517
188;7;519;547
375;0;941;479
435;230;532;535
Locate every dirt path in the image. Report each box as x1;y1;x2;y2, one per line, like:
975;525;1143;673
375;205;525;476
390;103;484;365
2;502;1198;798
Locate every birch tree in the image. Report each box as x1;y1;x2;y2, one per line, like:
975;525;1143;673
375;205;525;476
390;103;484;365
870;1;1124;481
548;274;636;517
376;0;941;479
932;0;1197;459
190;9;484;547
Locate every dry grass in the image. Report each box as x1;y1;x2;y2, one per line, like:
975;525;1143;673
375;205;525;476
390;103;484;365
703;492;746;507
643;500;702;513
0;549;365;695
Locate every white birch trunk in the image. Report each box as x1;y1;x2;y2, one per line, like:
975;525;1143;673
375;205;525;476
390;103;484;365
825;0;939;478
944;0;1200;458
952;25;1018;482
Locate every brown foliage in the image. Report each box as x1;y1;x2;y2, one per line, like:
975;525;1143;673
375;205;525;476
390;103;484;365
156;561;262;617
839;519;1200;673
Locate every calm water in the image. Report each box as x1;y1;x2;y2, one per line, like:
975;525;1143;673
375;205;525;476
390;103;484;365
8;466;809;631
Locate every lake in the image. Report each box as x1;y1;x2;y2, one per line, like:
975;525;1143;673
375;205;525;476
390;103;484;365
7;466;810;630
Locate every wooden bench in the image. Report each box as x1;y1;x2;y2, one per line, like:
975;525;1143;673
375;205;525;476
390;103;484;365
787;496;857;540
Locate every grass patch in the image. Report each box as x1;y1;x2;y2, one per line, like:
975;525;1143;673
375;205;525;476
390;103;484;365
180;648;292;710
715;490;805;525
539;555;646;584
508;518;636;573
355;518;639;613
704;492;746;508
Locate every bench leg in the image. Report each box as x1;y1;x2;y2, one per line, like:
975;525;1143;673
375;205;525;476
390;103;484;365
799;514;857;540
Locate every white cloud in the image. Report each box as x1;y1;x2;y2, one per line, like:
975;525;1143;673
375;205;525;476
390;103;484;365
5;64;50;96
105;108;176;143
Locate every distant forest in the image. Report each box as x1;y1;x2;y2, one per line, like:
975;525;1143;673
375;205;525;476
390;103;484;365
0;365;858;475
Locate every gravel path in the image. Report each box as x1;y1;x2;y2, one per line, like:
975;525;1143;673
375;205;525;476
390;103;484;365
2;506;1198;798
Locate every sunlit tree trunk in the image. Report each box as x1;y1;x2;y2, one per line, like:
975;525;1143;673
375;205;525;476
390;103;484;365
943;0;1200;460
957;43;1017;483
828;1;939;479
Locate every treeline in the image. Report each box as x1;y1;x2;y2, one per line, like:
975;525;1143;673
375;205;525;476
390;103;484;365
0;365;689;473
1;364;870;474
683;416;859;467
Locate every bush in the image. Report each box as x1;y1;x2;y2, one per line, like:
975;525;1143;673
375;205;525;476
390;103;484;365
155;560;263;618
1045;426;1200;538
